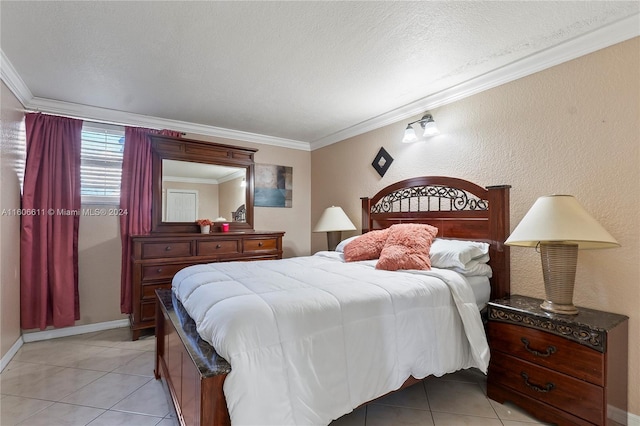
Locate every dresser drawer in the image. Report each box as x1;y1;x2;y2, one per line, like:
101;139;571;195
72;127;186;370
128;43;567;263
141;263;190;281
489;351;603;424
197;239;240;256
140;300;157;322
142;283;171;300
244;237;278;253
489;322;603;386
142;241;192;259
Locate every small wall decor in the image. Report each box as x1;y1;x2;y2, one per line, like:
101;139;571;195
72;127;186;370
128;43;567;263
372;147;394;177
255;164;293;207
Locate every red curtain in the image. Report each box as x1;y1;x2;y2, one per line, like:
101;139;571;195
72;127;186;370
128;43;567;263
21;113;83;330
119;128;180;314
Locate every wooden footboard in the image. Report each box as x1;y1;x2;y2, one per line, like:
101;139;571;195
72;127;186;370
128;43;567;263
155;289;231;426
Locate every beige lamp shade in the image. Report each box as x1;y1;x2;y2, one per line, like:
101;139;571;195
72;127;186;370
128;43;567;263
313;206;356;233
506;194;619;315
314;206;356;251
505;195;619;249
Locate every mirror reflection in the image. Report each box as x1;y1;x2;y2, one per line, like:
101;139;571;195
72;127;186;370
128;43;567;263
162;159;246;223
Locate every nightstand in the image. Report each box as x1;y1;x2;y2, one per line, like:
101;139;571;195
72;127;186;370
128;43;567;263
487;295;628;426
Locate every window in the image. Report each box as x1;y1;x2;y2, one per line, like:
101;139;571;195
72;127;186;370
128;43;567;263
81;123;124;204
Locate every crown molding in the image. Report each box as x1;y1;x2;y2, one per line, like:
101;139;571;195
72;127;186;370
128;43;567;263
25;97;311;151
1;49;33;106
309;13;640;151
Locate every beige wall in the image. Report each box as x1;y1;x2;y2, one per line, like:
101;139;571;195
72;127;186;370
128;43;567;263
76;205;126;325
0;82;26;358
311;38;640;416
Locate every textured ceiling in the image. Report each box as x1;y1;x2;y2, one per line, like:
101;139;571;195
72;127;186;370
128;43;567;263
1;1;638;148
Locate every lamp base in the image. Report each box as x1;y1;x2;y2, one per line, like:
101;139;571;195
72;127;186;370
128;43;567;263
539;243;579;315
326;231;342;251
540;299;579;315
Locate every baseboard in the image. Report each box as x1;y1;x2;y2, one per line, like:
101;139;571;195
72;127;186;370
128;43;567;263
610;404;640;426
22;319;130;343
1;336;24;372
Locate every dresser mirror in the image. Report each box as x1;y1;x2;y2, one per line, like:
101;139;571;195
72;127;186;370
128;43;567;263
150;134;256;233
162;159;246;222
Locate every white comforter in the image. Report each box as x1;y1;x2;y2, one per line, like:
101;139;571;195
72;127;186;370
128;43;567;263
172;252;489;426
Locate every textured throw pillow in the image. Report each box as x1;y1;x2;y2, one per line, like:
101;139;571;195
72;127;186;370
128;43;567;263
335;236;359;253
343;229;390;262
376;224;439;271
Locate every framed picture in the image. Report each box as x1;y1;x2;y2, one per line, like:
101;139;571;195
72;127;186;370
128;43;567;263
372;147;393;177
255;164;293;207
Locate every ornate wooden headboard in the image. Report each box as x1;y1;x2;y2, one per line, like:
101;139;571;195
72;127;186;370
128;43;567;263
361;176;511;300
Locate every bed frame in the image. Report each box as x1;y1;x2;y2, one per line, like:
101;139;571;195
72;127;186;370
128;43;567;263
155;176;511;426
361;176;510;301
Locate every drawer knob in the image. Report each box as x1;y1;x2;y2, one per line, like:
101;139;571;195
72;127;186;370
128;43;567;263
520;337;556;357
258;242;263;247
157;268;163;273
165;246;172;251
521;372;554;393
216;244;221;249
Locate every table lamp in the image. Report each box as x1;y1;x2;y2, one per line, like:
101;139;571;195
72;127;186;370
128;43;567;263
313;206;356;251
505;195;619;315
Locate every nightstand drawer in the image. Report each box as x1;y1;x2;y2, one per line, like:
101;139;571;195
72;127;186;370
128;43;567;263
490;351;603;424
489;322;603;386
243;237;278;253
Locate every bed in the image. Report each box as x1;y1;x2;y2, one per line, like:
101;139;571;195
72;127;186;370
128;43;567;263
154;176;511;426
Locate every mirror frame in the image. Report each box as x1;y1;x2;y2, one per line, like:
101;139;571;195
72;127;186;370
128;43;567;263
150;134;256;233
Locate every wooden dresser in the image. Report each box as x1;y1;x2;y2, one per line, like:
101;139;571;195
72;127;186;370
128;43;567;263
487;295;628;426
130;231;284;340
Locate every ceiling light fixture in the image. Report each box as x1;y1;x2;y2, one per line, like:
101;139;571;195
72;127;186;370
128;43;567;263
402;113;439;143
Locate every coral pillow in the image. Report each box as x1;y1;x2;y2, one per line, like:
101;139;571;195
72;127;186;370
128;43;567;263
343;229;390;262
376;224;439;271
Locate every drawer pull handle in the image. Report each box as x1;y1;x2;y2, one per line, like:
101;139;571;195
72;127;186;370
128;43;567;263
521;337;556;357
157;268;163;273
216;244;222;249
521;372;554;393
165;246;172;251
258;242;263;247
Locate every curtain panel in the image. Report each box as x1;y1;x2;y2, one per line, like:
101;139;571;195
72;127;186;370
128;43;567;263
119;128;180;314
20;113;83;330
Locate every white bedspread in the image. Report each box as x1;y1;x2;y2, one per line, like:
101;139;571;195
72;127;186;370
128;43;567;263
172;252;489;426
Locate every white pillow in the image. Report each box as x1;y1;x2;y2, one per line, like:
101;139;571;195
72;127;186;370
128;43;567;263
448;260;493;277
430;238;490;269
335;236;359;253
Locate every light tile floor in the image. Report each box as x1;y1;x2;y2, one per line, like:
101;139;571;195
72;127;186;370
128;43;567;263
1;327;549;426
